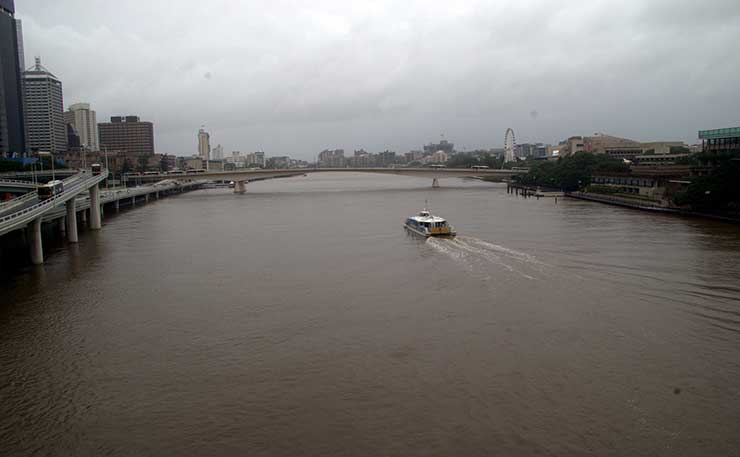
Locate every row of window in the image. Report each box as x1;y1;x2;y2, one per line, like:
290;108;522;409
699;127;740;137
593;176;655;187
705;137;740;145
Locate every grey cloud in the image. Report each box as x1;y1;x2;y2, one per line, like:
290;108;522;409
18;0;740;157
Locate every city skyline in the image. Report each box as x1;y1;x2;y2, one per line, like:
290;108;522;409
16;0;740;159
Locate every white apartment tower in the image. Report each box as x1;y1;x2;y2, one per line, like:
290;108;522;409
197;127;210;160
212;144;223;160
63;103;98;151
23;57;66;154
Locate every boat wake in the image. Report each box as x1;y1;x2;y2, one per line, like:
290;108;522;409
426;235;548;280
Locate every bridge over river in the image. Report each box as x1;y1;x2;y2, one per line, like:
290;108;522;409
125;167;527;192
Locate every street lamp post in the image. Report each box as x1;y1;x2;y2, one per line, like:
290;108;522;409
38;151;55;181
103;147;109;188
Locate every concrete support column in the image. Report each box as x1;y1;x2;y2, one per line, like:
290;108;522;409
89;184;102;230
145;193;149;203
155;191;159;199
432;178;440;188
115;199;120;212
80;208;87;225
66;199;78;243
29;217;43;265
234;180;246;194
131;196;136;207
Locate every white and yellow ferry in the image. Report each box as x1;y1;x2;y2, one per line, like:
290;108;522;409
403;208;456;238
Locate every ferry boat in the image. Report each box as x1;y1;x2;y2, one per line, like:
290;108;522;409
403;208;456;238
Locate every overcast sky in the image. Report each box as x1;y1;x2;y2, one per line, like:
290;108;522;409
18;0;740;158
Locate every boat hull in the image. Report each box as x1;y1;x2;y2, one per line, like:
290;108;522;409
403;223;456;238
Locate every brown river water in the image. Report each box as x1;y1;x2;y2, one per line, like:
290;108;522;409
1;173;739;456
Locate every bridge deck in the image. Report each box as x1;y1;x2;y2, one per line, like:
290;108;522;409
124;167;527;182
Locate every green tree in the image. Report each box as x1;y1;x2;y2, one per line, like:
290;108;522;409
0;158;24;172
669;146;690;154
673;151;740;213
121;158;133;174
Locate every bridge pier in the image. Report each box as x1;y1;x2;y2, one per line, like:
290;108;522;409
29;217;43;265
66;199;78;243
131;196;136;207
432;178;440;188
89;184;102;230
234;180;246;194
115;199;120;212
80;208;87;225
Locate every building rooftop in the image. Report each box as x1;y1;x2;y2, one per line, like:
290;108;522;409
698;127;740;139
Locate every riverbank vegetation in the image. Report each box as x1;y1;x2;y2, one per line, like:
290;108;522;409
514;152;629;191
673;152;740;214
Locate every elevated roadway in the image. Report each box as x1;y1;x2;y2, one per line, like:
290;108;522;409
0;171;205;264
0;171;107;237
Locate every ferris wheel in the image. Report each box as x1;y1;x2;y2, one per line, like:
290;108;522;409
504;128;516;163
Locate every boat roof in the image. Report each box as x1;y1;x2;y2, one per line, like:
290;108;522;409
410;210;447;223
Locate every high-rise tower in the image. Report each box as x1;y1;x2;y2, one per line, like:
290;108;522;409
198;127;210;160
212;144;223;160
23;57;66;154
64;103;99;151
0;0;26;155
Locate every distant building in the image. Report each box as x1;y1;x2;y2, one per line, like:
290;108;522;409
632;153;690;166
268;156;291;168
98;115;154;156
212;144;223;160
184;156;204;170
377;150;396;166
64;103;98;151
253;151;265;167
349;150;374;167
318;149;345;168
516;143;548;159
698;126;740;155
23;57;66;154
590;174;662;198
430;150;448;163
157;153;177;171
640;141;687;155
583;133;642;159
423;139;454;156
245;151;265;167
225;151;246;168
405;150;424;163
197;127;210;160
205;159;223;171
0;2;26;156
66;124;81;150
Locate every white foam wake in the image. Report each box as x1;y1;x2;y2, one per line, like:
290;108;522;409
426;235;546;280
